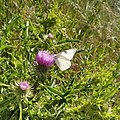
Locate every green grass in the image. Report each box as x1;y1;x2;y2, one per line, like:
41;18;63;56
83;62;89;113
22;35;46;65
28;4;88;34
0;0;120;120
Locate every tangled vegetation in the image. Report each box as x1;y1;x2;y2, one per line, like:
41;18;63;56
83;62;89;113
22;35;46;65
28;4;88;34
0;0;120;120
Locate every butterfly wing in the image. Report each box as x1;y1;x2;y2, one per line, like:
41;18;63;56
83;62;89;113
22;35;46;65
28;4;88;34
58;48;77;60
55;55;71;71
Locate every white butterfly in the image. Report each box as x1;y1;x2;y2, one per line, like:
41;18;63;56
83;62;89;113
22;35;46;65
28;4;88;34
55;48;77;71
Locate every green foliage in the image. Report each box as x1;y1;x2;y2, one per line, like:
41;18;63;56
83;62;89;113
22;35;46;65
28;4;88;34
0;0;120;120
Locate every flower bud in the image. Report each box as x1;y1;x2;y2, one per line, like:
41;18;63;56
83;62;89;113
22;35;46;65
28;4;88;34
48;33;53;38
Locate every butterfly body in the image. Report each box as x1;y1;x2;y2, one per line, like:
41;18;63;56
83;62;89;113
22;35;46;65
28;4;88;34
55;48;77;71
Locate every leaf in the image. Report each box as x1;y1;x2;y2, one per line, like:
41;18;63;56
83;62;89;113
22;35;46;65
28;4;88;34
0;57;7;62
58;39;80;44
46;86;64;97
0;45;16;51
104;85;119;100
0;82;9;87
0;96;16;113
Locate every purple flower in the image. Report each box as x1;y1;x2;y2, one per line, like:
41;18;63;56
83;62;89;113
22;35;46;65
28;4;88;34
35;50;55;67
19;82;29;90
48;33;53;38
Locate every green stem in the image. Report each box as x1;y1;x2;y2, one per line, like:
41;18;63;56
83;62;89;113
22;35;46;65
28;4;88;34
19;101;22;120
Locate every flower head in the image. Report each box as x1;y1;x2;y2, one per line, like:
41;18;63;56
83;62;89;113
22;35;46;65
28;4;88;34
19;82;29;90
35;50;55;67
